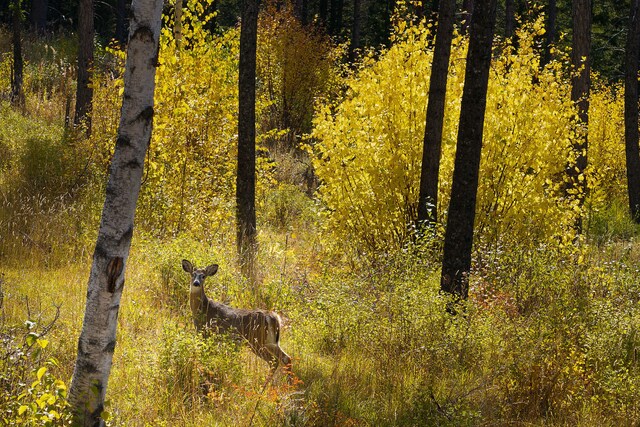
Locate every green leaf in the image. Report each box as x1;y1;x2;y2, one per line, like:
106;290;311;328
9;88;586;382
100;410;112;421
25;333;37;346
18;405;28;416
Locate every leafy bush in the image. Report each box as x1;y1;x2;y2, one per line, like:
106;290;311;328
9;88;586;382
257;2;343;149
310;16;629;254
157;321;243;412
0;103;98;265
0;308;70;426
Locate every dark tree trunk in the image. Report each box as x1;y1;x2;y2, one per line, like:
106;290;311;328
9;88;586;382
505;0;515;38
440;0;497;299
461;0;474;34
349;0;362;62
174;0;183;47
542;0;557;66
74;0;94;135
115;0;128;45
30;0;48;34
625;0;640;222
237;0;260;283
417;0;456;226
329;0;343;35
11;0;24;108
569;0;591;233
319;0;328;27
302;0;308;25
294;0;307;24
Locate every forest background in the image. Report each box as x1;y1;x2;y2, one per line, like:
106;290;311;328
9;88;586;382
2;0;640;425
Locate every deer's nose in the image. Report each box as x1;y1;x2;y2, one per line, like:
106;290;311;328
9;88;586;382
192;279;201;287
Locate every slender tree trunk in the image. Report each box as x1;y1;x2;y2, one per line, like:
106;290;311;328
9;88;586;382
319;0;328;28
174;0;183;47
417;0;455;226
30;0;48;34
349;0;362;62
237;0;260;284
441;0;497;299
542;0;557;66
505;0;515;38
294;0;307;24
67;0;164;424
461;0;474;34
115;0;128;45
329;0;343;35
11;0;24;108
569;0;591;233
74;0;94;135
625;0;640;222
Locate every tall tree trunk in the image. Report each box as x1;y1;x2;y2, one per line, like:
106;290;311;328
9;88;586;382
417;0;455;226
625;0;640;222
67;0;164;424
319;0;328;28
441;0;497;299
569;0;591;233
74;0;94;135
30;0;48;34
10;0;24;108
115;0;128;45
174;0;183;47
461;0;474;34
505;0;515;38
542;0;557;66
329;0;343;35
349;0;362;62
294;0;307;24
237;0;260;284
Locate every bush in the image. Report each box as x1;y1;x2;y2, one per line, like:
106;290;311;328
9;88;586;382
310;16;632;254
0;304;70;426
0;103;98;265
156;321;243;412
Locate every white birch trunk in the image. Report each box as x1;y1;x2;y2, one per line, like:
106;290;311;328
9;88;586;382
68;0;164;424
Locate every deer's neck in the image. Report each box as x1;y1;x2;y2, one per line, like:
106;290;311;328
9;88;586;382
189;286;208;325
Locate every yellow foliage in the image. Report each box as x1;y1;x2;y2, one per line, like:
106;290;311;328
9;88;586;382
257;1;344;146
90;0;275;239
310;17;606;252
588;82;626;210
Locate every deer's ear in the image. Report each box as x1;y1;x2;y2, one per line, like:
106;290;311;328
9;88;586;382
205;264;219;277
182;259;193;273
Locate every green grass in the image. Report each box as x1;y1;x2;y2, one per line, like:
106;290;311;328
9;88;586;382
3;229;640;426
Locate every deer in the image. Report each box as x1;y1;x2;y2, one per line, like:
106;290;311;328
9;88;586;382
181;259;292;372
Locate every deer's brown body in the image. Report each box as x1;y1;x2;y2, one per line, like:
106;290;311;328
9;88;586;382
182;259;291;370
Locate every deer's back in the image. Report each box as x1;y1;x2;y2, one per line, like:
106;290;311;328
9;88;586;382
204;300;281;346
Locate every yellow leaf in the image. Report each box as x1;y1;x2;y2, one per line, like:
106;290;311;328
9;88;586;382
37;367;47;381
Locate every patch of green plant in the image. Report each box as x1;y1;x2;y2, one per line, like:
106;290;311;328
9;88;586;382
587;200;640;245
0;310;70;426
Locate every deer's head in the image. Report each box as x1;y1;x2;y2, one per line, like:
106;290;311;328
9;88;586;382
182;259;218;292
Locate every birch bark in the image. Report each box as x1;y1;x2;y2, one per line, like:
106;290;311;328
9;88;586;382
68;0;164;424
